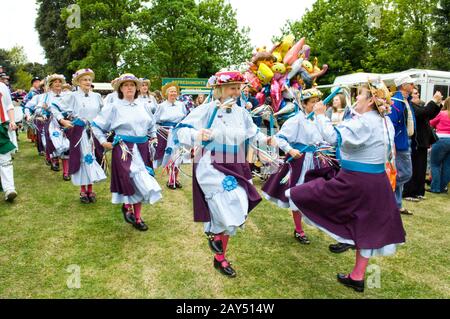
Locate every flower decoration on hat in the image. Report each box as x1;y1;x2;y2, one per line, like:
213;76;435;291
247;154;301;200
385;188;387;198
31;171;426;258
208;71;246;87
72;68;95;86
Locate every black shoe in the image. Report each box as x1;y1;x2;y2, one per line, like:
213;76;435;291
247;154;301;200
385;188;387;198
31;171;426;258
45;159;51;166
207;234;223;254
329;243;356;254
166;182;177;190
88;192;97;203
133;219;149;231
175;181;182;189
122;204;135;224
400;208;413;216
294;230;310;245
214;258;236;278
51;163;60;171
80;192;90;204
63;175;71;181
337;273;365;293
39;151;45;156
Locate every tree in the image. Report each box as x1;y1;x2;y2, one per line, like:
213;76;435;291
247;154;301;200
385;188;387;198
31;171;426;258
36;0;88;79
197;0;252;77
0;49;18;83
14;69;33;91
430;0;450;70
65;0;143;82
284;0;442;82
130;0;252;83
285;0;370;84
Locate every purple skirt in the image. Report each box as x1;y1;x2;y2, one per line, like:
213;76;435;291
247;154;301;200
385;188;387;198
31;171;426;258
66;125;104;175
110;142;152;196
155;128;169;161
192;151;262;222
288;168;406;249
44;118;56;157
34;118;45;153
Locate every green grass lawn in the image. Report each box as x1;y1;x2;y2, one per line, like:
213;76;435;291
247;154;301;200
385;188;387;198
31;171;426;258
0;138;449;299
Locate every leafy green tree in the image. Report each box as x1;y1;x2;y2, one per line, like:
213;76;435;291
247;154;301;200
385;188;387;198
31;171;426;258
65;0;143;82
430;0;450;70
36;0;87;79
130;0;252;82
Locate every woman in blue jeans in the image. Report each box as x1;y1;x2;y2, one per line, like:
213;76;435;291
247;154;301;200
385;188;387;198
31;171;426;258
429;97;450;193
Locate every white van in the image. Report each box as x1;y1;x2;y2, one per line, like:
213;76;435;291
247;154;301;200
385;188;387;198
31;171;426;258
331;69;450;103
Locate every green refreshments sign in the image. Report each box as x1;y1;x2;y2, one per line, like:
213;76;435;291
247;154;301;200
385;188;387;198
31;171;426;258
162;78;209;90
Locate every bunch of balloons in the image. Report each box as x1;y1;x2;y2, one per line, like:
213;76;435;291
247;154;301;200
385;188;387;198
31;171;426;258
244;35;328;122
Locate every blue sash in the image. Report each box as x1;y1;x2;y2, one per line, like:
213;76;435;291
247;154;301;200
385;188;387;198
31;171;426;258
341;160;385;174
113;135;148;146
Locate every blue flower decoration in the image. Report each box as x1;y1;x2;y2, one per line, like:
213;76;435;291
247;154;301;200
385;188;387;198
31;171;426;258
165;147;173;155
222;175;238;192
84;154;94;165
52;131;60;138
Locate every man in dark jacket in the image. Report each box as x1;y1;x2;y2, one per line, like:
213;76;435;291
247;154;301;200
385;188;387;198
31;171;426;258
403;89;443;201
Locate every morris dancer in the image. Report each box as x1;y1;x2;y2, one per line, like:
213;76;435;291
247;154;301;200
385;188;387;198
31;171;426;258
52;69;107;203
286;81;406;292
41;74;70;179
138;78;159;114
154;82;188;189
92;74;162;231
262;88;337;245
173;71;269;277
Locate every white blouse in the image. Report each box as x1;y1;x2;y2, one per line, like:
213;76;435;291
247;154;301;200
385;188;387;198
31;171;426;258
92;98;157;145
315;111;395;164
154;100;188;124
51;90;103;122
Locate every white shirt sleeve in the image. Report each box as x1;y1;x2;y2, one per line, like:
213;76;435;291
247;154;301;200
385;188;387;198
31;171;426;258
92;104;115;145
274;115;302;153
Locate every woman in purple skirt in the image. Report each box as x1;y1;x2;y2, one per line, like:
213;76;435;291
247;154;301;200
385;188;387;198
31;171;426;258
92;74;162;231
173;71;269;277
262;88;337;245
286;81;406;292
51;69;107;203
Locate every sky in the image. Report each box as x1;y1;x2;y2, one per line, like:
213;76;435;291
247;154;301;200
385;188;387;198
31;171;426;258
1;0;314;64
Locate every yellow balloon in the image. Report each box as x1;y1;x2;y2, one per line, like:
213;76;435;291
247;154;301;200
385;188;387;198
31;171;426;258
302;60;314;73
272;62;286;74
257;63;274;85
273;51;282;63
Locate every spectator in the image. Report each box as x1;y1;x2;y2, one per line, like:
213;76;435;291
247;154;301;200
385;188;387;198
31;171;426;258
194;94;206;107
326;93;347;125
388;75;416;215
428;97;450;194
403;89;443;201
237;85;259;126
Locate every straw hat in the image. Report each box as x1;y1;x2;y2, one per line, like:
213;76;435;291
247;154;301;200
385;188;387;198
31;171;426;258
113;73;141;91
72;68;95;86
161;81;180;98
207;71;246;87
46;74;66;88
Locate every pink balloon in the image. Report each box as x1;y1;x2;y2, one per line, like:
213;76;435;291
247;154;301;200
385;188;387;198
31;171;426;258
283;37;305;65
255;92;266;106
270;79;282;112
244;71;262;91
